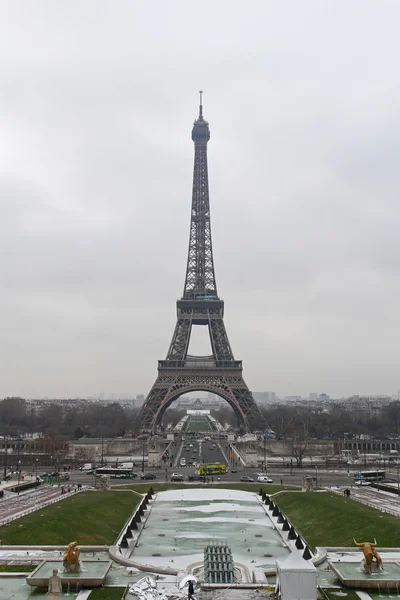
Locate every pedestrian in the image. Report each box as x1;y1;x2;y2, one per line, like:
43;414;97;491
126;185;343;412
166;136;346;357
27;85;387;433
281;479;283;486
188;580;195;600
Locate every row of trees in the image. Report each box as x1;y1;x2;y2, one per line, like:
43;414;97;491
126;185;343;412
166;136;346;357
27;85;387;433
1;396;400;441
0;397;138;438
261;401;400;440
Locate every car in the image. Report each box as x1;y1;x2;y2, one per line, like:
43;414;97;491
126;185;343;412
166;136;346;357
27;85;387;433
354;480;371;486
230;468;237;473
171;473;184;481
240;475;254;482
140;473;157;480
188;475;206;482
257;475;273;483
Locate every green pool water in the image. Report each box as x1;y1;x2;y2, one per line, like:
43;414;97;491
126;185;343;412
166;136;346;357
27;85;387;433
32;560;109;579
330;561;400;581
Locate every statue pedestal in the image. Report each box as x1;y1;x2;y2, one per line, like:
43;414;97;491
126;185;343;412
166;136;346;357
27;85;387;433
363;560;382;574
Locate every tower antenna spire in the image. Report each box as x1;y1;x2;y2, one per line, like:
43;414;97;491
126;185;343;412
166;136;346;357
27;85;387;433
199;90;203;119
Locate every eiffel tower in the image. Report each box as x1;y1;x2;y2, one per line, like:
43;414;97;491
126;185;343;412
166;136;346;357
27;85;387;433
137;94;264;432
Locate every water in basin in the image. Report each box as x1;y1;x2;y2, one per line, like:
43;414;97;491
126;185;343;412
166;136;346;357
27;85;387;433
130;488;289;571
32;560;108;579
330;561;400;581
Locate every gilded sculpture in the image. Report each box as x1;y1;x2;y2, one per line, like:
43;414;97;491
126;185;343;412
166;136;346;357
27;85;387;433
63;541;81;573
354;539;383;574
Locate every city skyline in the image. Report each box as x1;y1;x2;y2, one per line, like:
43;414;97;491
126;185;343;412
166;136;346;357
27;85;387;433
1;2;400;399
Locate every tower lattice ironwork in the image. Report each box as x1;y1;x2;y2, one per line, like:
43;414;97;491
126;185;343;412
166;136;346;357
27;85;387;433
137;94;264;432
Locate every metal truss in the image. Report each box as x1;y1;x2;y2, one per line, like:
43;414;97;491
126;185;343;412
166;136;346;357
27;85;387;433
138;367;261;432
136;97;265;433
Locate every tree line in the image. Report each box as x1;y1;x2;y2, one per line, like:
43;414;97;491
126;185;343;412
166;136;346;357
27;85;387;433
1;396;400;441
0;397;138;438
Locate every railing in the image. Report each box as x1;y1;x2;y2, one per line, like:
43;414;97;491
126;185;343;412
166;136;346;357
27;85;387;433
0;487;88;527
329;486;400;517
158;359;242;369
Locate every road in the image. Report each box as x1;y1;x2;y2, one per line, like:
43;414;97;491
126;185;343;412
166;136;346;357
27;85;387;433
61;432;357;487
65;465;358;487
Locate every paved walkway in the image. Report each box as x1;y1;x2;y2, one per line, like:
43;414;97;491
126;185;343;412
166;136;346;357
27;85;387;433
0;484;82;525
331;485;400;516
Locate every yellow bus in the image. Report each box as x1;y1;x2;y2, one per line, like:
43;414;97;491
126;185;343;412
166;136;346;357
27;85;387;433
198;463;227;476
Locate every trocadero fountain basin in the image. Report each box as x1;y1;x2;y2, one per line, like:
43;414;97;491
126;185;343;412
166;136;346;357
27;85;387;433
329;561;400;589
26;559;112;588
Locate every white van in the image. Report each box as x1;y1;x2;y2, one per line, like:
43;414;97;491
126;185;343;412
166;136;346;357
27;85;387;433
257;475;273;483
80;463;93;472
180;457;186;466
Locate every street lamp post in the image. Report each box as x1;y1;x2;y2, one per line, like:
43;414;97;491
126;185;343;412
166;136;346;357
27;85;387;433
315;464;318;488
142;442;145;474
35;458;38;480
3;435;8;480
263;436;266;474
17;460;21;495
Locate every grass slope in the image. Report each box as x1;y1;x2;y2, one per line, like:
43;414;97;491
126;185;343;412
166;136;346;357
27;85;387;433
88;588;126;599
0;491;139;545
274;491;400;549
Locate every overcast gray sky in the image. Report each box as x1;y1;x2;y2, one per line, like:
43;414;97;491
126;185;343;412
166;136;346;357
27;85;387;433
1;1;399;400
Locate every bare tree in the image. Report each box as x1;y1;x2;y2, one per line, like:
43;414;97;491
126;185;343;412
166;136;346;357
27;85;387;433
291;432;309;467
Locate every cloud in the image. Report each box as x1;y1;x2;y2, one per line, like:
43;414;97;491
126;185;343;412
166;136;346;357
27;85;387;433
0;1;399;398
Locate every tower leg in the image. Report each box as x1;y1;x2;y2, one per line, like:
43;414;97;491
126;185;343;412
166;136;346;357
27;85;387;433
136;369;266;433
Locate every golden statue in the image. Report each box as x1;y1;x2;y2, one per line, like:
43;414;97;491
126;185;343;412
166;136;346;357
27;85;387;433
63;541;81;573
354;539;383;574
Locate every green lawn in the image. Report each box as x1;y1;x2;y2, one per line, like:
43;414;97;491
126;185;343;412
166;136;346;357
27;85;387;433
0;564;36;572
88;588;126;599
0;491;139;545
274;491;400;549
185;421;211;431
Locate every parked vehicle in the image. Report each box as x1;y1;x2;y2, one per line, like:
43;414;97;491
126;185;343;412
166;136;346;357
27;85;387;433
80;463;93;473
171;473;184;481
240;475;254;482
188;475;207;482
140;473;157;480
